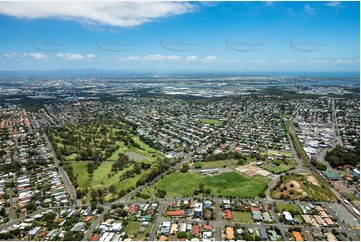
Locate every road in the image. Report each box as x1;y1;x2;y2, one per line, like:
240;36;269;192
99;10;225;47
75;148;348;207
330;99;343;146
43;133;81;207
8;188;14;223
82;205;110;241
265;175;280;201
149;201;167;241
214;200;222;241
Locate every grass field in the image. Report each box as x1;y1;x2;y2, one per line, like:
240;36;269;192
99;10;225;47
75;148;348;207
193;159;238;169
122;221;152;240
275;203;302;214
263;163;293;174
231;211;253;223
262;149;293;157
71;161;144;196
72;162;90;187
142;171;270;198
199;118;223;126
107;141;128;160
132;136;162;154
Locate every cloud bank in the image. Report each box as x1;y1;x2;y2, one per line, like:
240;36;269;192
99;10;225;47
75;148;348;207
0;1;196;27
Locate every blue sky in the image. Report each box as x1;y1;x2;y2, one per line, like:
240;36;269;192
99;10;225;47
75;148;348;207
0;1;359;72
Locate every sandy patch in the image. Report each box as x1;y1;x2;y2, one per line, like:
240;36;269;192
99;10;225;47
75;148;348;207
306;175;321;187
275;180;307;197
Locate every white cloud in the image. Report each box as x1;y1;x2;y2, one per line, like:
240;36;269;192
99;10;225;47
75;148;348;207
334;59;359;64
185;56;198;61
248;59;268;64
279;59;302;64
56;53;95;60
308;58;359;65
116;54;182;62
29;52;49;60
326;1;341;7
304;4;316;15
202;56;218;62
143;54;181;61
86;54;95;59
0;2;196;28
4;52;18;58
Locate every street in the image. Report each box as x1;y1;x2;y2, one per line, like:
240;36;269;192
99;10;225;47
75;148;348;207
43;133;81;207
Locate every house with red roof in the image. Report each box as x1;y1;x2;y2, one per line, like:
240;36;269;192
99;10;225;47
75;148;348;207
203;224;213;231
224;209;232;220
192;225;200;237
167;210;185;217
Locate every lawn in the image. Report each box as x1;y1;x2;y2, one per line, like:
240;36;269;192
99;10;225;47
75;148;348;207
123;221;141;236
107;141;128;161
275;203;302;214
91;162;134;189
142;171;270;198
123;221;152;240
231;211;253;223
263;149;293;157
193;159;238;169
199;118;224;126
132;136;162;154
71;161;149;199
72;162;90;187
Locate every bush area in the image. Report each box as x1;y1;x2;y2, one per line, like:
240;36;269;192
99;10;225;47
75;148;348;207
325;144;360;168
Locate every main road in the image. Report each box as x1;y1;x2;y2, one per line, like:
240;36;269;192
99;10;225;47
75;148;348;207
43;133;81;207
148;201;167;241
8;188;14;223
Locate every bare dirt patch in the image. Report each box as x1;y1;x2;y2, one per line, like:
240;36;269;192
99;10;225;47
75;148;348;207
306;175;321;187
285;180;307;196
332;181;352;194
125;151;146;162
274;180;307;198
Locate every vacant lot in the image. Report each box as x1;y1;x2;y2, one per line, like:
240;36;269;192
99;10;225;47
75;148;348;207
231;211;253;223
142;171;270;198
275;203;302;214
271;173;337;202
122;221;152;240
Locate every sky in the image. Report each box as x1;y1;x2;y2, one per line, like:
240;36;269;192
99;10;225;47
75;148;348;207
0;1;359;72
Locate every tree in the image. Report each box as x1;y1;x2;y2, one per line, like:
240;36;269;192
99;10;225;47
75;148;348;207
198;183;205;191
180;163;189;173
109;185;117;198
87;162;95;176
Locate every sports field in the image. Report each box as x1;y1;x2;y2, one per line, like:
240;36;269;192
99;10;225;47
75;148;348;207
142;171;270;198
